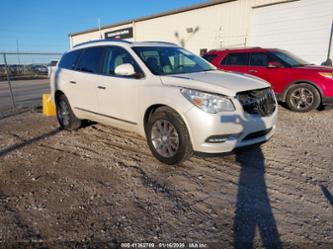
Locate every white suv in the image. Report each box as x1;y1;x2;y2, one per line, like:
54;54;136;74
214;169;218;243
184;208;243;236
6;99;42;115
51;39;277;164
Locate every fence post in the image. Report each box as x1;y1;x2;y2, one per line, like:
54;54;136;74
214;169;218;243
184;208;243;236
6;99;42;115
2;53;16;109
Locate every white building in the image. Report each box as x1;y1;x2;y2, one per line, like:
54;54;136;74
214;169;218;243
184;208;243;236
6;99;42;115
69;0;333;65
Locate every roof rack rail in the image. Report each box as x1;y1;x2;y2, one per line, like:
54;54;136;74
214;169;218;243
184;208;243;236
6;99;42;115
142;41;178;46
73;38;132;48
211;46;262;51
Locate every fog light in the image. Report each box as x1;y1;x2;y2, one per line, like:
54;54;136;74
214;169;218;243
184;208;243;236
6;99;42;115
206;134;240;143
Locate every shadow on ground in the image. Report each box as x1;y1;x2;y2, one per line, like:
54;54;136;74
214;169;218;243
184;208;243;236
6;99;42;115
233;145;282;249
0;128;61;157
320;185;333;206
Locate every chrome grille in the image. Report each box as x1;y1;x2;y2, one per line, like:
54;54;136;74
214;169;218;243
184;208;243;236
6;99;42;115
237;88;276;117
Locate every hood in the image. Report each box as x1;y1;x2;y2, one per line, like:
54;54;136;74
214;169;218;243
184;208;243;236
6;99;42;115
292;65;333;72
160;70;270;96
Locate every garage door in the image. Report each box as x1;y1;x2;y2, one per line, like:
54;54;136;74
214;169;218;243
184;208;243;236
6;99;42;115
248;0;333;65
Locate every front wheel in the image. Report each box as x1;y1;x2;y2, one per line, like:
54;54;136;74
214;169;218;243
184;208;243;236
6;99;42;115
56;94;82;130
146;107;193;165
286;84;321;112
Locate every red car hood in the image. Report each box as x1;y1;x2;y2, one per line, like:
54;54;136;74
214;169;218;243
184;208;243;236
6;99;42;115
294;65;333;72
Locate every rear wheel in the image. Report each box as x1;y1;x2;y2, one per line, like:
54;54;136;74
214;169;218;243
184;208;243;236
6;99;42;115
286;84;321;112
146;107;193;164
56;94;82;130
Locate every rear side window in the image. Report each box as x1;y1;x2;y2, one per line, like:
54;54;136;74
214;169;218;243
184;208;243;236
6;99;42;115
76;47;105;74
202;54;217;63
221;53;250;66
58;50;82;70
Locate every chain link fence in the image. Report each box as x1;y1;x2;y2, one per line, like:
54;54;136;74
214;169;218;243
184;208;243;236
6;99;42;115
0;52;62;114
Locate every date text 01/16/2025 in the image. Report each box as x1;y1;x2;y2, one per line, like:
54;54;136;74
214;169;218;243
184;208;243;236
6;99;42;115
120;242;208;248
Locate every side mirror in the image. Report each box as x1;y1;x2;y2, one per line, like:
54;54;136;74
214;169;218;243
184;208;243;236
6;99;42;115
267;61;283;68
115;63;136;76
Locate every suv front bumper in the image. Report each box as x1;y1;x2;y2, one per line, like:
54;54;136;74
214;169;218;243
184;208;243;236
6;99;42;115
183;106;278;154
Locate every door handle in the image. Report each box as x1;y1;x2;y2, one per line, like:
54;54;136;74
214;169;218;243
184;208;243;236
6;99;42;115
97;86;106;90
69;81;77;84
248;70;257;73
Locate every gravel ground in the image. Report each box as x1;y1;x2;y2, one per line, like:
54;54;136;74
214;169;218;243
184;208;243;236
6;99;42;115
0;106;332;249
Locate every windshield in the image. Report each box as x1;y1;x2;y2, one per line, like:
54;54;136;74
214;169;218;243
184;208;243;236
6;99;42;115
271;50;309;67
132;46;215;75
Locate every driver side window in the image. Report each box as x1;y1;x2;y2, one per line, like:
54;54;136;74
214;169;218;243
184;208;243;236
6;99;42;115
102;46;142;76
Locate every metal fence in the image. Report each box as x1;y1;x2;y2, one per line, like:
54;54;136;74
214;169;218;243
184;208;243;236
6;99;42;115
0;52;62;114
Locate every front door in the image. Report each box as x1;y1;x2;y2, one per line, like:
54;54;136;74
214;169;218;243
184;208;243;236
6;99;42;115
248;52;287;93
96;46;143;125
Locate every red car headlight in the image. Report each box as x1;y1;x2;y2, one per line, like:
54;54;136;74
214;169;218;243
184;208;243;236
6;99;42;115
319;72;333;79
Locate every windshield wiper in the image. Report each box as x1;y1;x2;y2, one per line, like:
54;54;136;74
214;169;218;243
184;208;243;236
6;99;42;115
164;68;217;75
201;69;217;72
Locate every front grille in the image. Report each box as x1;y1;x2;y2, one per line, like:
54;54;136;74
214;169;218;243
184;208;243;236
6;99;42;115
237;87;276;117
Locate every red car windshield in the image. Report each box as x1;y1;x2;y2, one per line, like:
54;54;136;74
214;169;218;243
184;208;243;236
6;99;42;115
272;50;310;67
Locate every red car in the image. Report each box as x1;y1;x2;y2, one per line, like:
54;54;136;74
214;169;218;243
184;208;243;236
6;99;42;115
203;48;333;112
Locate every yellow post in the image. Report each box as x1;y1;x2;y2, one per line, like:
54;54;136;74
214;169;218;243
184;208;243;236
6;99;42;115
42;93;56;117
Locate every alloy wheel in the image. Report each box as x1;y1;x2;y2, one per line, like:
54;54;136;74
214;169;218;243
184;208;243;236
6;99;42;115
290;87;314;111
57;100;70;127
151;119;179;158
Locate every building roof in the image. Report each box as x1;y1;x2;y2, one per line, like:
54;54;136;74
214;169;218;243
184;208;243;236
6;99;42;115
69;0;236;37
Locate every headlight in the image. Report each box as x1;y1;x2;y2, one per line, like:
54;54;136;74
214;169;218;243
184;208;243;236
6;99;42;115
319;72;333;79
268;87;277;102
181;88;235;113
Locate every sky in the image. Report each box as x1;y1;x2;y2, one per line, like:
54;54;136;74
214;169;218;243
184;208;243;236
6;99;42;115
0;0;207;54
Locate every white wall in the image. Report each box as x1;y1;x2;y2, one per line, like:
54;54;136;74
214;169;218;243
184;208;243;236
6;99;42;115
70;0;265;52
70;0;333;64
135;2;241;53
70;24;134;48
249;0;333;64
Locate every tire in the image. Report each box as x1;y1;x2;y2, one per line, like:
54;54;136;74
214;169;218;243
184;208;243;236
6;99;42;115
286;83;321;112
146;107;193;165
55;94;82;130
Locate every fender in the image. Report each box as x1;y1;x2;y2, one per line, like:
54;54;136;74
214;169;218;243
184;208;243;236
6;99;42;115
279;80;324;103
139;101;194;140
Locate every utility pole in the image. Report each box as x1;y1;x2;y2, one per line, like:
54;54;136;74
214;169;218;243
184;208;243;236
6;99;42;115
16;40;21;65
16;40;23;75
98;17;102;39
327;20;333;61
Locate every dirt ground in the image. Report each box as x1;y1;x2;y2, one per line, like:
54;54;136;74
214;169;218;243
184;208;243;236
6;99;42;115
0;106;332;249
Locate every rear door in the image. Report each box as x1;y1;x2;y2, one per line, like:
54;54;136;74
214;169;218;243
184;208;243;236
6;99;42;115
219;52;250;74
73;46;104;112
56;49;82;107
